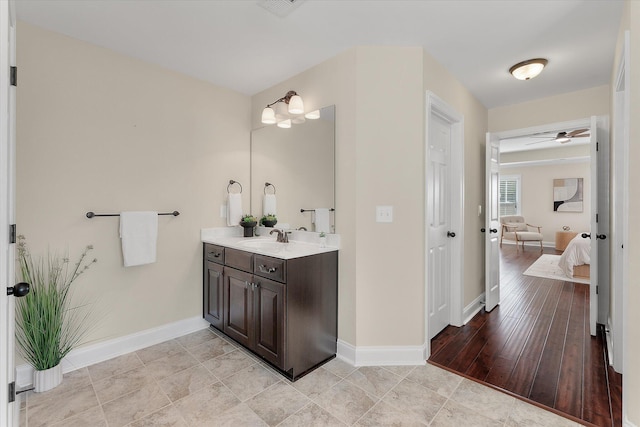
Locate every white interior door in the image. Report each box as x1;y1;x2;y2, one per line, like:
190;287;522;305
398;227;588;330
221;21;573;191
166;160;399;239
485;133;500;311
587;115;610;337
425;92;464;344
427;112;452;339
1;1;18;425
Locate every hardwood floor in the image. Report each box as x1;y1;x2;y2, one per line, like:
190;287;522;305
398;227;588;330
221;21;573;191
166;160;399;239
429;245;622;427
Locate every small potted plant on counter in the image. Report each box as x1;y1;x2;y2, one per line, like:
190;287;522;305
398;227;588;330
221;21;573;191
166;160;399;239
240;214;258;237
260;214;277;228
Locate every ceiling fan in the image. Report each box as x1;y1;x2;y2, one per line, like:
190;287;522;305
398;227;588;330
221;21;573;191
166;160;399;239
526;128;590;145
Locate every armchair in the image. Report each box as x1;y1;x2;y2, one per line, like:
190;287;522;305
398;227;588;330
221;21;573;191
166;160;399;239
500;215;543;251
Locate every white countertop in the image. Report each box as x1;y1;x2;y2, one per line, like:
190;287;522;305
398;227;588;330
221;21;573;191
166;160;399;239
201;227;339;260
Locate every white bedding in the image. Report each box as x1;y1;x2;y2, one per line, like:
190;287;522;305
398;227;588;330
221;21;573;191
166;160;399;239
558;233;591;277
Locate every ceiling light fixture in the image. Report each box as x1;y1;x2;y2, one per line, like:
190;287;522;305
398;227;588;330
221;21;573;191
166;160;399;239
509;58;548;80
261;90;317;128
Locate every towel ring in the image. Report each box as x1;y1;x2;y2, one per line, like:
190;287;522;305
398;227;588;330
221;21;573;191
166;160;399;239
227;180;242;194
264;182;276;195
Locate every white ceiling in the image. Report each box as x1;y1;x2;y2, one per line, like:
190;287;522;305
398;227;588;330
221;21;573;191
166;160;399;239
15;0;624;109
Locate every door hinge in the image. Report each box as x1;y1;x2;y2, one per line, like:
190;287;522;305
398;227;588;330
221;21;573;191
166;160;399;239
596;213;599;223
8;382;15;403
9;224;16;244
596;141;599;152
10;66;16;86
596;286;599;295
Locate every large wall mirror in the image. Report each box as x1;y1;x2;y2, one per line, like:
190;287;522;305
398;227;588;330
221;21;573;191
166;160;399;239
251;105;335;232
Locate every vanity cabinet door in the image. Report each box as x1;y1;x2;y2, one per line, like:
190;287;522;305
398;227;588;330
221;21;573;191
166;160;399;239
204;261;224;330
253;277;285;369
223;267;253;348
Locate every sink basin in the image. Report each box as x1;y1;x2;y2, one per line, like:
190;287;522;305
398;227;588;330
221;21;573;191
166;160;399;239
239;240;286;252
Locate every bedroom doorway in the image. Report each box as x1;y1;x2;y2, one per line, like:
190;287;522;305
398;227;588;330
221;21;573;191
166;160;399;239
488;116;609;336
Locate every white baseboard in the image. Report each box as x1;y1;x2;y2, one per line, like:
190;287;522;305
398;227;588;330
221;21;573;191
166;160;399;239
336;339;426;367
463;292;485;325
16;316;210;388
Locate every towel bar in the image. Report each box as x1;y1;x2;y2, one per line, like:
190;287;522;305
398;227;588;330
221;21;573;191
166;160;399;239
86;211;179;218
300;208;335;213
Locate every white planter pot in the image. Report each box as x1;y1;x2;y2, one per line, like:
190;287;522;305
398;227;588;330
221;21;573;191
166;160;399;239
33;364;62;393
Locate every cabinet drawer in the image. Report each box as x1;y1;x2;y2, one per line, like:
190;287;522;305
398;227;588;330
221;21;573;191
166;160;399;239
204;244;225;264
225;248;254;272
254;255;286;283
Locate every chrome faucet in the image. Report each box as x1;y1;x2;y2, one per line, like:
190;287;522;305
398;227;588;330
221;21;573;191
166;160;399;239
270;229;289;243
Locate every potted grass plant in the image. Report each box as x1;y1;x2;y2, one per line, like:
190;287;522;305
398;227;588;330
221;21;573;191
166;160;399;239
15;236;97;392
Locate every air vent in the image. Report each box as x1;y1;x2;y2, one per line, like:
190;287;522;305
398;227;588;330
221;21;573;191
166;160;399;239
257;0;305;18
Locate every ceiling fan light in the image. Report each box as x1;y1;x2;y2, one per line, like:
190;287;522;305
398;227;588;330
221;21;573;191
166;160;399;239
556;137;570;143
261;107;276;124
509;58;548;80
288;95;304;115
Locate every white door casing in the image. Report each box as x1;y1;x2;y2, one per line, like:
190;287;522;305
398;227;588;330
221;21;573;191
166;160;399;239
1;0;17;425
485;133;500;312
425;91;464;344
611;31;629;373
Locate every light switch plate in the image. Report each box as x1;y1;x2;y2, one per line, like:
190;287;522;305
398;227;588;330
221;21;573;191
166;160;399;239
376;205;393;223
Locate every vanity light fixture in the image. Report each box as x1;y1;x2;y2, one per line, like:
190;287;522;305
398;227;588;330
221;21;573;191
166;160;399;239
509;58;548;80
261;90;317;128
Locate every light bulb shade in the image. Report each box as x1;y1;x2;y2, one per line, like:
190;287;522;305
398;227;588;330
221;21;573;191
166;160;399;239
275;102;289;121
277;119;292;129
261;107;276;124
288;95;304;115
305;109;320;119
509;58;548;80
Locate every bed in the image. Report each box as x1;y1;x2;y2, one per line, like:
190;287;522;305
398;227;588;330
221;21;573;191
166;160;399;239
558;233;591;279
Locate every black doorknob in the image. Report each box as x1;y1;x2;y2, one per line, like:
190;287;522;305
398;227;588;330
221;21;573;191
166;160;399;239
7;282;30;297
582;233;591;239
447;231;456;238
489;228;498;233
480;228;485;232
596;234;607;240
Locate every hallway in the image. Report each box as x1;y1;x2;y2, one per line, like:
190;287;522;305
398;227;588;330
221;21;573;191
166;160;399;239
429;246;622;427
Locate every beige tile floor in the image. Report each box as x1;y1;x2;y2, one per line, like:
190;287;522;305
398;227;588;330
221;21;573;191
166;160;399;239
19;327;586;427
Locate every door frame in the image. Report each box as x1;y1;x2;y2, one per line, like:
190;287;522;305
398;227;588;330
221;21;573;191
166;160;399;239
1;0;17;424
424;91;464;355
611;31;629;375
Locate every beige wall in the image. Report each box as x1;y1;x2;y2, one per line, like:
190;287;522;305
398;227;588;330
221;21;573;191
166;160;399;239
488;85;610;133
615;1;639;424
500;162;591;243
16;22;250;349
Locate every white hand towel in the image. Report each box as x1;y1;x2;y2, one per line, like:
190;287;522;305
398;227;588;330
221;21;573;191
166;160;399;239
263;194;277;216
119;211;158;267
313;208;331;233
227;193;243;226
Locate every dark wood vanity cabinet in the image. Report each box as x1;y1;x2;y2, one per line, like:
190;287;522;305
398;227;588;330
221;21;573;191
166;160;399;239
203;243;337;380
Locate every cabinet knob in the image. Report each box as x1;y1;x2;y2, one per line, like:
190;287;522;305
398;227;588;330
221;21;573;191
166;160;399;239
208;251;221;258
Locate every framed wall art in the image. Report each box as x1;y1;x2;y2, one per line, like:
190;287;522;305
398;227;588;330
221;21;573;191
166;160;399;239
553;178;583;212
